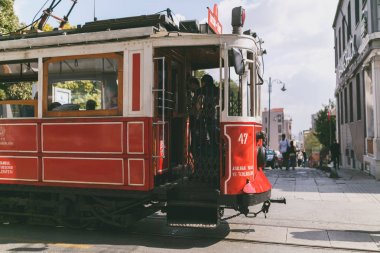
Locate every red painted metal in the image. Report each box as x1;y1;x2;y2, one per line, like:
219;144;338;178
154;121;169;175
43;157;124;185
0;118;152;191
0;124;38;152
220;122;271;195
127;159;145;186
208;4;223;34
0;157;38;181
132;53;141;111
42;123;123;153
127;122;144;154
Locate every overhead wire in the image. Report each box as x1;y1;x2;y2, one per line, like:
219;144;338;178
1;0;63;36
31;0;50;25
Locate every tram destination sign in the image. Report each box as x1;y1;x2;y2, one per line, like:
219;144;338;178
208;4;223;34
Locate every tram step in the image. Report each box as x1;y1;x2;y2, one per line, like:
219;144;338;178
167;205;218;228
166;185;219;227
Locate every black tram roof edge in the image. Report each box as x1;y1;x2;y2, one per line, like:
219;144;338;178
0;13;218;42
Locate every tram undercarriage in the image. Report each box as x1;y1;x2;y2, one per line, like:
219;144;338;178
0;184;160;228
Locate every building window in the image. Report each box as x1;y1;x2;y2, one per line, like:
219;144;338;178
337;95;341;126
340;92;344;124
356;73;362;120
355;0;360;24
338;28;342;58
278;125;282;133
348;82;354;122
344;87;348;123
347;2;352;41
342;17;346;51
349;82;353;122
44;53;123;117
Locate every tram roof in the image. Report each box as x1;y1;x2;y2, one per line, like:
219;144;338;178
0;13;256;53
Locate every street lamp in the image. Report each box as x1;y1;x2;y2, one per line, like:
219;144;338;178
267;77;286;149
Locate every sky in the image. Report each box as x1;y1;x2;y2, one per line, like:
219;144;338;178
14;0;339;137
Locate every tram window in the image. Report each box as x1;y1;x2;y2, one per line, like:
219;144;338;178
45;53;122;116
228;67;242;117
0;60;38;118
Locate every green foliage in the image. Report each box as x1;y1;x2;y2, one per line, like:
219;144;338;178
314;100;336;148
304;132;321;156
54;80;101;109
229;79;241;116
194;70;207;80
32;22;76;32
0;82;33;100
0;0;19;34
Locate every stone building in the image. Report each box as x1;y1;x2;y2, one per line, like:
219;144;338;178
262;108;292;150
333;0;380;178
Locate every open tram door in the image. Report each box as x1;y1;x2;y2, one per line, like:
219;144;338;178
152;50;187;184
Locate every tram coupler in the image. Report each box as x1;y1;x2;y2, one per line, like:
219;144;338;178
270;197;287;205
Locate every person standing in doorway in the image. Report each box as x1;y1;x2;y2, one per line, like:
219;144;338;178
279;134;290;170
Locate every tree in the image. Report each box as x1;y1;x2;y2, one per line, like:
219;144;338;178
0;0;19;34
314;100;336;148
304;132;321;156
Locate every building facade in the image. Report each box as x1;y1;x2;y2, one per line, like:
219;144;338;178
262;108;292;150
333;0;380;179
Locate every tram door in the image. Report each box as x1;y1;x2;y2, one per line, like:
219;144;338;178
153;56;186;182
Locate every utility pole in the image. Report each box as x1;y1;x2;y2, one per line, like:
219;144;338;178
266;77;286;149
268;77;272;148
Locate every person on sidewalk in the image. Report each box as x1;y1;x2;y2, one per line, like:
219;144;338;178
302;150;307;167
330;140;340;171
288;141;297;170
279;134;290;170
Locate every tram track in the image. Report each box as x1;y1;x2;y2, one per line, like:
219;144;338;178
136;216;380;252
128;229;379;252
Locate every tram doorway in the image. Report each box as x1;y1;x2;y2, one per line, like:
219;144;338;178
153;46;221;188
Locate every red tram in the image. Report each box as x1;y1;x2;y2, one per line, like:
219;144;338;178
0;6;281;228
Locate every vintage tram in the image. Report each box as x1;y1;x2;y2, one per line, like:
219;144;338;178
0;6;280;228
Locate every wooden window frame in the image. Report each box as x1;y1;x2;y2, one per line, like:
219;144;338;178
0;100;38;118
43;53;123;117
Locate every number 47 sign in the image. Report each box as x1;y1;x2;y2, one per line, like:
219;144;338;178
238;133;248;144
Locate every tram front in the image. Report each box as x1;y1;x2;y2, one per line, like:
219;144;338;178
164;37;273;227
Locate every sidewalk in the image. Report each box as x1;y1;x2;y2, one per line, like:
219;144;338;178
241;167;380;251
334;166;375;181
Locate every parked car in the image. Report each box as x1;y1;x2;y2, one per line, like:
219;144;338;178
266;149;277;169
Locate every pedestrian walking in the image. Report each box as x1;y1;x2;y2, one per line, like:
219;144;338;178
330;140;340;171
288;141;297;170
297;151;303;167
278;134;290;170
302;150;307;167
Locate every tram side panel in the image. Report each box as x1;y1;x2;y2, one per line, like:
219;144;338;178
0;118;154;192
220;122;271;202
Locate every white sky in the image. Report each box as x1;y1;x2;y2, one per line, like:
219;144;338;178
14;0;339;136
